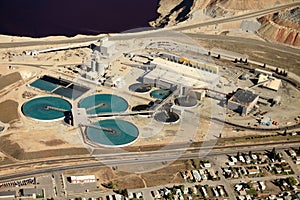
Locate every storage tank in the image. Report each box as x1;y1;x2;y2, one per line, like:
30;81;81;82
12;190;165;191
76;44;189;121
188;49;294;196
96;62;106;76
91;60;96;72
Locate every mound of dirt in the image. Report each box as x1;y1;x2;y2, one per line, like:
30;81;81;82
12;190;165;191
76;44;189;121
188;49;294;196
257;7;300;47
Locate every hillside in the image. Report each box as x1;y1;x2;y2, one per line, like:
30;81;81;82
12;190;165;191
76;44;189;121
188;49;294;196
257;7;300;47
151;0;300;48
151;0;296;27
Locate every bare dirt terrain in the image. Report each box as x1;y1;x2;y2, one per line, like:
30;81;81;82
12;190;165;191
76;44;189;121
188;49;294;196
193;36;300;75
0;100;19;123
0;133;88;160
0;71;22;91
64;160;193;190
152;0;296;26
153;0;300;48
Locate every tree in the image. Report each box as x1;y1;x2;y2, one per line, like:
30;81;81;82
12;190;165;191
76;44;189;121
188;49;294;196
104;181;116;189
287;177;297;186
171;187;177;195
167;192;173;199
247;182;253;189
179;185;185;192
120;189;128;197
275;68;279;73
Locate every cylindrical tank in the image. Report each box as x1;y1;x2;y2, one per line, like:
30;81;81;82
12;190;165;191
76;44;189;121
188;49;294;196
91;60;96;72
97;62;105;76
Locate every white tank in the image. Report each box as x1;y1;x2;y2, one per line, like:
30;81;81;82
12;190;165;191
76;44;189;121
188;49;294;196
91;60;96;72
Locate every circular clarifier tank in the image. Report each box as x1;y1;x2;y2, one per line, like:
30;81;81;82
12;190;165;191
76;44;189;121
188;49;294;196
150;89;171;100
79;94;128;115
86;119;139;147
174;96;198;107
154;111;180;124
22;96;72;121
129;83;152;93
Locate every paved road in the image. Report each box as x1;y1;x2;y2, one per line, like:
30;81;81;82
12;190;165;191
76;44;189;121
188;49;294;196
65;147;300;200
210;157;236;199
0;1;298;52
0;140;299;182
173;1;300;31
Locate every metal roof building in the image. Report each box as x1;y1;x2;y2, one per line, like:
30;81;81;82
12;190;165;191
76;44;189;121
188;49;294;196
0;191;16;199
21;188;44;198
141;57;220;90
69;175;96;184
258;74;281;91
228;89;259;115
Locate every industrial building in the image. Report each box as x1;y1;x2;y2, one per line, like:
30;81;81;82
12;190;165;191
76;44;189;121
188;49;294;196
227;89;259;115
68;175;97;184
257;74;281;91
99;37;116;58
141;54;220;91
0;191;16;199
20;188;44;198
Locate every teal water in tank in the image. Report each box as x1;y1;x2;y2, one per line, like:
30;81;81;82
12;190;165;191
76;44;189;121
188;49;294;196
150;89;171;100
79;94;128;115
86;119;139;146
22;96;71;120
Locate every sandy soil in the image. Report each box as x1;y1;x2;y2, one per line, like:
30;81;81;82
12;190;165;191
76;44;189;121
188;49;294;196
0;71;22;91
7;121;83;152
0;100;19;123
0;33;104;43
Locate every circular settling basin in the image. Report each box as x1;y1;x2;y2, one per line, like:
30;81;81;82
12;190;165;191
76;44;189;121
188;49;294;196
86;119;139;147
129;83;152;93
154;111;180;124
79;94;128;115
174;96;198;107
22;96;72;121
150;89;171;100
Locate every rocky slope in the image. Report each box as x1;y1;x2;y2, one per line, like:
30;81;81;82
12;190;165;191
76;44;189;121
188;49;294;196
151;0;296;27
205;0;295;18
151;0;300;48
150;0;196;27
257;7;300;47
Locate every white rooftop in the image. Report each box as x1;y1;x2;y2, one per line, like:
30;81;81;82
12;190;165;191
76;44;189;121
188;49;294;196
145;57;219;87
258;74;281;91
